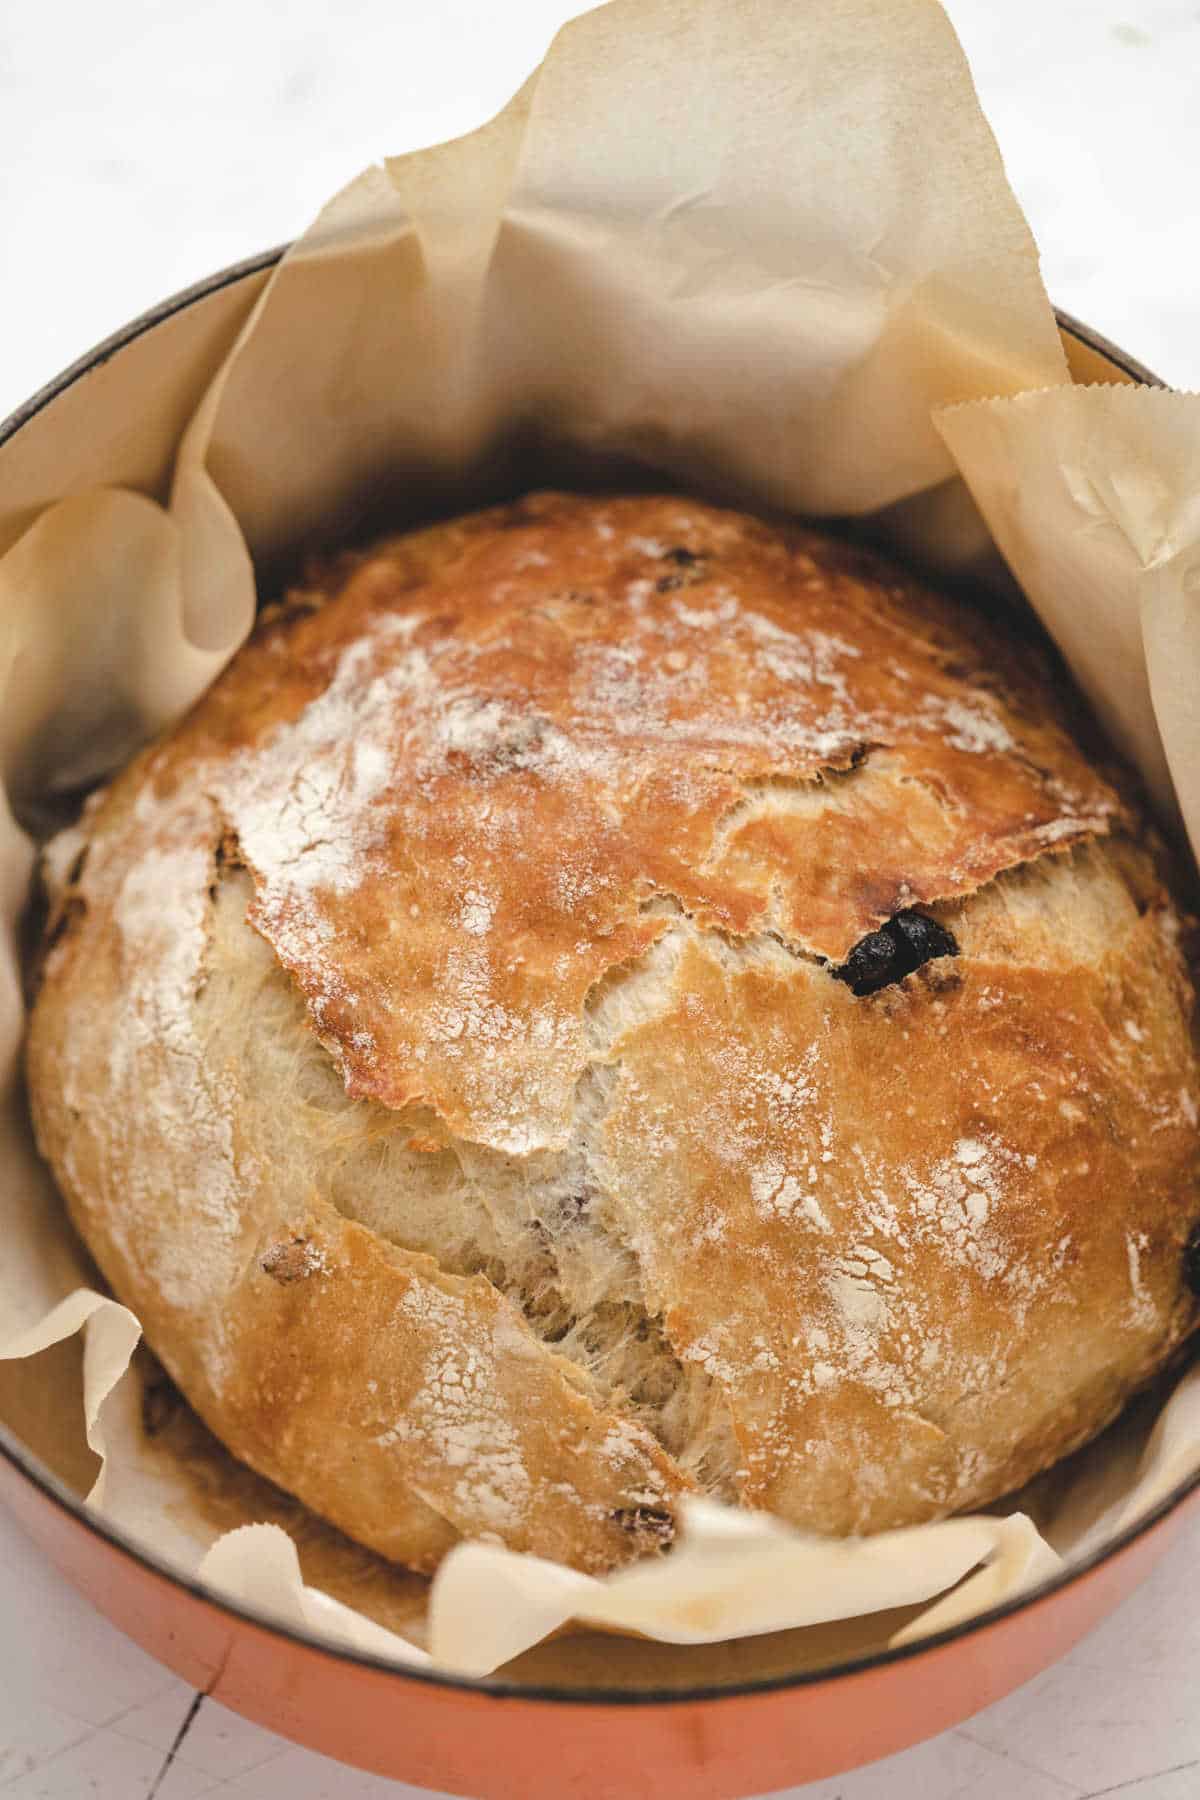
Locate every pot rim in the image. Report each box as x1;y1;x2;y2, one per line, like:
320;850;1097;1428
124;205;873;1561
0;248;1184;1709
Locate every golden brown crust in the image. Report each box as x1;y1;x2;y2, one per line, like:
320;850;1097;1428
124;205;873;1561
600;902;1199;1531
25;789;682;1574
126;490;1123;1152
25;491;1200;1571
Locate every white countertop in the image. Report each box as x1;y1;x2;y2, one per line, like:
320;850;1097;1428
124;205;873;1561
2;3;1200;1795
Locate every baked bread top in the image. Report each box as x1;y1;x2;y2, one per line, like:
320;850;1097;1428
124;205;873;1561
26;491;1200;1574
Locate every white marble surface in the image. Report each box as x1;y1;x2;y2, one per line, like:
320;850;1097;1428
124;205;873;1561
2;0;1200;412
3;2;1200;1795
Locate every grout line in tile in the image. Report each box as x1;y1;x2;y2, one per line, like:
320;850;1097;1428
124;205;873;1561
147;1691;206;1800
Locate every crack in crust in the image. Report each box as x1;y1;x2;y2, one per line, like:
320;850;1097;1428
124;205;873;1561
83;490;1128;1160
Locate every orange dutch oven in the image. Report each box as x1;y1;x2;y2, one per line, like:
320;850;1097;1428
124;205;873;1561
0;251;1192;1800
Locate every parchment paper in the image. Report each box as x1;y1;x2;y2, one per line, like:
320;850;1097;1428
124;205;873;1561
2;0;1199;1683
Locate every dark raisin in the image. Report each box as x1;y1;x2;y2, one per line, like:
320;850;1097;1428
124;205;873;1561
613;1505;675;1547
833;929;898;996
891;911;958;965
1184;1225;1200;1297
656;546;707;590
832;910;958;997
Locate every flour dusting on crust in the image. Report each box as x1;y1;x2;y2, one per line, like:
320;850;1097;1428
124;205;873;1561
26;492;1200;1567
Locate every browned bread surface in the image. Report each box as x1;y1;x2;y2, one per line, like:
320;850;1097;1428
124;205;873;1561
27;492;1200;1574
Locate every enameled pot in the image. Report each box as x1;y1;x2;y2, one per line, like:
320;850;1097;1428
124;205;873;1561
0;254;1186;1799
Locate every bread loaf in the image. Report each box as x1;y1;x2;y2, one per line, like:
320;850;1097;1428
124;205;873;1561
27;491;1200;1574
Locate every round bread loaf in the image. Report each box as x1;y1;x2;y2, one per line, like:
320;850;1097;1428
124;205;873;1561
26;491;1200;1575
